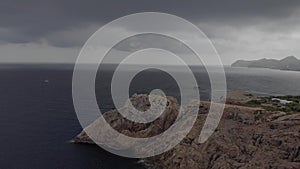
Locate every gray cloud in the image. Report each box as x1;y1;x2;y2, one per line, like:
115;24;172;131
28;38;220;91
1;0;300;46
1;0;300;64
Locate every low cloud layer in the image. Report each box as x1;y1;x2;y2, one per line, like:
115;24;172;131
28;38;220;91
1;0;300;64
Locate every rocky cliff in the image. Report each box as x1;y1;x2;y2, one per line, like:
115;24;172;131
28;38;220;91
73;93;300;169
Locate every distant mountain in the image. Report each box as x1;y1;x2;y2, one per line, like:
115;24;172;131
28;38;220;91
231;56;300;71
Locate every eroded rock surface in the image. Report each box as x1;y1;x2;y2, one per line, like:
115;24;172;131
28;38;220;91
74;94;300;169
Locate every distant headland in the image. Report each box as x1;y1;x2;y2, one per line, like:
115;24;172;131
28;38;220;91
231;56;300;71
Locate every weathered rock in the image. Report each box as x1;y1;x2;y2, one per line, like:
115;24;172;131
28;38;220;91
73;94;179;146
74;94;300;169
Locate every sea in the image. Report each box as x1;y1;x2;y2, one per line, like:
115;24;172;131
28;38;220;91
1;64;300;169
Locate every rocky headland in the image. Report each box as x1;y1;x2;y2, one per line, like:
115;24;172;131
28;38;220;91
231;56;300;71
73;92;300;169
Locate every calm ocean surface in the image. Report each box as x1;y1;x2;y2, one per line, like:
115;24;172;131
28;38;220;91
1;64;300;168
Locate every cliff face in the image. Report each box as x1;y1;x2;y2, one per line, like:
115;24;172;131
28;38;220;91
73;94;180;146
74;94;300;169
231;56;300;71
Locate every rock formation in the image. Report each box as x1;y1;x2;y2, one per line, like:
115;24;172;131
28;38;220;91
74;93;300;169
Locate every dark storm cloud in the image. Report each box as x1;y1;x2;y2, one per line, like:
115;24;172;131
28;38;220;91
1;0;300;47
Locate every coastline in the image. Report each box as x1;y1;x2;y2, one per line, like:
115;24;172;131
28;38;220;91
73;92;300;168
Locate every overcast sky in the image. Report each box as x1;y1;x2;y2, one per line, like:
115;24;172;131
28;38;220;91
1;0;300;65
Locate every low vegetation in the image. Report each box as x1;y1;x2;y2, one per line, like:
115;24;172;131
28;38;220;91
246;95;300;113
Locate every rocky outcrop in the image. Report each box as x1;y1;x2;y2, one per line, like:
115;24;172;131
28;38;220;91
146;105;300;169
74;94;300;169
73;94;180;145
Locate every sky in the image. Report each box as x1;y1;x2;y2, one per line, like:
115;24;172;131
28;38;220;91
1;0;300;65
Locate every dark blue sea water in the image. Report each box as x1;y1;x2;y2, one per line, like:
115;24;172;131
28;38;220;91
0;64;300;169
0;64;144;169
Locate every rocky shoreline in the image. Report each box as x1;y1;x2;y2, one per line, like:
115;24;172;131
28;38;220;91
73;92;300;169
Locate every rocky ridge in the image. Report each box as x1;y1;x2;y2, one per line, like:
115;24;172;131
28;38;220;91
73;93;300;169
